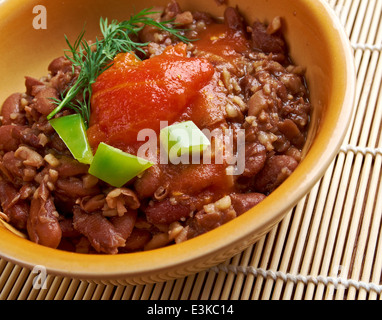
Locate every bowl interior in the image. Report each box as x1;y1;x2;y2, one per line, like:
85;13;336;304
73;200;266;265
0;0;354;284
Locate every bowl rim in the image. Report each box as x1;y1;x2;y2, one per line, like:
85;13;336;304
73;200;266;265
0;0;356;282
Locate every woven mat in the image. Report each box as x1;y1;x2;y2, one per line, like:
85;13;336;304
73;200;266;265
1;0;382;300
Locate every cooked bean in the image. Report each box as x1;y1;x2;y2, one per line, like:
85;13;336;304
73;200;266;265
279;73;305;94
0;126;20;151
49;132;70;152
251;19;286;54
248;90;269;117
230;192;266;215
163;0;182;20
193;204;236;234
55;156;89;177
278;118;305;147
110;210;137;240
174;11;193;25
25;76;44;96
0;180;29;230
27;183;62;248
48;56;72;75
242;143;266;177
1;151;25;181
121;228;151;252
72;207;125;254
224;7;246;33
145;199;191;224
134;165;162;198
31;86;58;115
56;177;100;199
192;11;214;24
139;25;162;43
12;126;44;149
144;232;171;251
253;155;298;193
1;93;25;125
59;217;80;238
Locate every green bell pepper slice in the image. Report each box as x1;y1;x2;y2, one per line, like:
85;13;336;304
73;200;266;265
89;142;154;187
49;114;94;164
160;120;210;162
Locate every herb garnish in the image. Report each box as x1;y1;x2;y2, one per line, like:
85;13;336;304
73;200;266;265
47;8;191;128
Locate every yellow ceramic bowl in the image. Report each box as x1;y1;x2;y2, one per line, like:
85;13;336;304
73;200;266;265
0;0;354;285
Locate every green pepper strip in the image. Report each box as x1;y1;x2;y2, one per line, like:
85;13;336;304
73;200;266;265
89;142;154;188
49;114;94;165
160;120;210;161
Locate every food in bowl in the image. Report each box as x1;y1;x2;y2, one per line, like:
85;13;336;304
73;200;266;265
0;0;310;254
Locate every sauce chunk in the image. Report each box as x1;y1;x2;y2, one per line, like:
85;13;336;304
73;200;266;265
88;43;214;153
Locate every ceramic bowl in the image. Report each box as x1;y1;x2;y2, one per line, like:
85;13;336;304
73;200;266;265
0;0;355;285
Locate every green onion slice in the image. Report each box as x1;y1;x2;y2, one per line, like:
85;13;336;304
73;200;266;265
88;142;154;187
49;114;94;164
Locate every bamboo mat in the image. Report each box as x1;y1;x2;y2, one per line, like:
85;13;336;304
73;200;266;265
1;0;382;300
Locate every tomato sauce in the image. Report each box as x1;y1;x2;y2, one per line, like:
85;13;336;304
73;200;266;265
191;22;250;61
88;22;250;155
88;43;214;153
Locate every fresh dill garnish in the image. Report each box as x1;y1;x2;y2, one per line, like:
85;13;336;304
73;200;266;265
47;8;192;128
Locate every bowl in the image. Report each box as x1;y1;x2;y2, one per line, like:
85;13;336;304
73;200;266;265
0;0;355;285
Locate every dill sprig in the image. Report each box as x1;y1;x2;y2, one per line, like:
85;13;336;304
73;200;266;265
47;8;191;128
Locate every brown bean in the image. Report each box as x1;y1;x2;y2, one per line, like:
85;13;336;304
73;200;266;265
56;177;100;199
242;143;266;177
59;217;80;238
55;156;89;177
174;11;193;25
0;126;20;151
162;0;182;20
192;204;236;234
230;192;266;215
248;90;269;116
11;126;44;149
0;180;29;230
134;165;162;198
32;86;58;116
278;118;305;147
110;210;137;240
279;73;304;94
121;228;151;252
224;7;246;33
145;199;191;225
1;93;25;125
72;207;125;254
192;11;214;24
25;76;44;96
253;155;298;193
48;56;72;75
251;20;286;54
27;183;62;248
1;151;25;180
139;25;161;43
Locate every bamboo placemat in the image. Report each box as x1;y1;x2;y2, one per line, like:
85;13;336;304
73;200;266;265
1;0;381;300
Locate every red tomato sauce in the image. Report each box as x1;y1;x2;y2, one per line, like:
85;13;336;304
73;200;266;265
191;22;250;61
88;22;250;155
88;43;214;154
